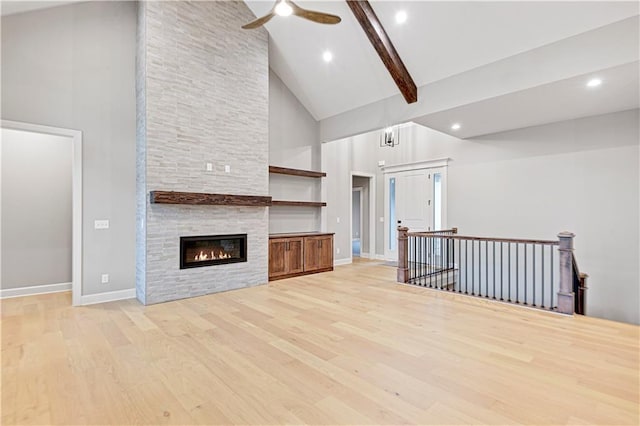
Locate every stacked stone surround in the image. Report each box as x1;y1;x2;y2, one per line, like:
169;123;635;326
136;1;269;304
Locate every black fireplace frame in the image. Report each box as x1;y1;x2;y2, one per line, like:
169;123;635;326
180;234;247;269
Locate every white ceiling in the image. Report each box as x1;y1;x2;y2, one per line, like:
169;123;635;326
246;0;639;140
245;1;639;122
414;61;640;139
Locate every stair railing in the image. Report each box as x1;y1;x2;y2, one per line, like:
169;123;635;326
397;227;586;315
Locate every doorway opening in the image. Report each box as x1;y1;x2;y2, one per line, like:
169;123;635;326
352;187;363;257
0;121;82;305
350;172;376;262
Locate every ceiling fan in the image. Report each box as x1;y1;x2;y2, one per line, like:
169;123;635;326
242;0;341;29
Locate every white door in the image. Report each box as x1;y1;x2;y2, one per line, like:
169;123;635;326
385;170;433;259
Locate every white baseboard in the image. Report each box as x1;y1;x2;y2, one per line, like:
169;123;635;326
360;252;371;258
373;254;388;261
0;282;71;299
80;288;136;305
334;258;353;266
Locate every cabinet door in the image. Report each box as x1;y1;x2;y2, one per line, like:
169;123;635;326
317;236;333;270
304;237;320;271
286;238;304;274
269;239;288;278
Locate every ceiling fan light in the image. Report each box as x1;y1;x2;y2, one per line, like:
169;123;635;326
275;1;293;17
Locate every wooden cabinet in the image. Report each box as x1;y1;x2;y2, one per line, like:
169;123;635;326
269;233;334;281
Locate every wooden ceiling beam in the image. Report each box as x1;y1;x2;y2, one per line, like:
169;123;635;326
346;0;417;104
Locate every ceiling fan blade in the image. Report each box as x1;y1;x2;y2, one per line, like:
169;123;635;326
289;1;341;25
242;11;276;29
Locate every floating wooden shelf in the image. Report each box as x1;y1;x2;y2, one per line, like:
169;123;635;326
270;200;327;207
269;166;326;178
150;191;272;206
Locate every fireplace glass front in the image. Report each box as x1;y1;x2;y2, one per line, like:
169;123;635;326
180;234;247;269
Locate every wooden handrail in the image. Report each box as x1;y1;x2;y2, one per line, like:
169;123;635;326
408;228;457;235
407;232;559;246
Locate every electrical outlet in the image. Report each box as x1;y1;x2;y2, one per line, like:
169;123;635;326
379;217;384;222
101;274;109;284
336;217;340;223
224;165;231;173
205;162;213;172
94;220;109;230
336;248;340;254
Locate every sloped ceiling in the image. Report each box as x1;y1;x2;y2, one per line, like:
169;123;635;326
245;0;639;140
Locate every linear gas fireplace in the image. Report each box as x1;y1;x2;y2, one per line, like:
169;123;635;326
180;234;247;269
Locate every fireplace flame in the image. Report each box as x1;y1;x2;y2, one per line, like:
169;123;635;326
194;250;232;261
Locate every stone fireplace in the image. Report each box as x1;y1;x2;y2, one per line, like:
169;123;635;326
136;1;269;305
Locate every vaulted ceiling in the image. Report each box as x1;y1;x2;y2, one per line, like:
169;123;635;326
3;1;637;140
245;0;639;140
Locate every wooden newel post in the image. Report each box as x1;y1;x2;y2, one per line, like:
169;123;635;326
557;231;575;315
397;226;409;283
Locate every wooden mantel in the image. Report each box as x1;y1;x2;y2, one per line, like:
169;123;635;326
150;191;272;206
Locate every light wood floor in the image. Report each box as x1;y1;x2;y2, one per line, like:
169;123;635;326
2;261;638;425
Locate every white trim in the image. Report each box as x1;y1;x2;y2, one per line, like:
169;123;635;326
381;158;450;174
0;282;71;299
360;252;371;259
1;120;83;306
372;254;388;261
334;258;352;266
80;288;136;305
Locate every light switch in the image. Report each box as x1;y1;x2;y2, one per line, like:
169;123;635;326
224;165;231;173
205;163;213;172
94;220;109;230
101;274;109;284
336;217;340;223
379;217;384;222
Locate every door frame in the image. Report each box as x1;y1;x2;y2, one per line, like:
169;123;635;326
382;158;449;260
350;172;376;263
1;120;83;305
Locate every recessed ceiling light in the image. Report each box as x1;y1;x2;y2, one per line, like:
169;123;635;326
274;0;293;17
323;50;333;63
395;10;408;24
451;123;461;131
586;78;602;88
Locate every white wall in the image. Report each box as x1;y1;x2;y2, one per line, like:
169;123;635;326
1;128;72;289
1;1;137;297
269;69;322;234
322;110;639;324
